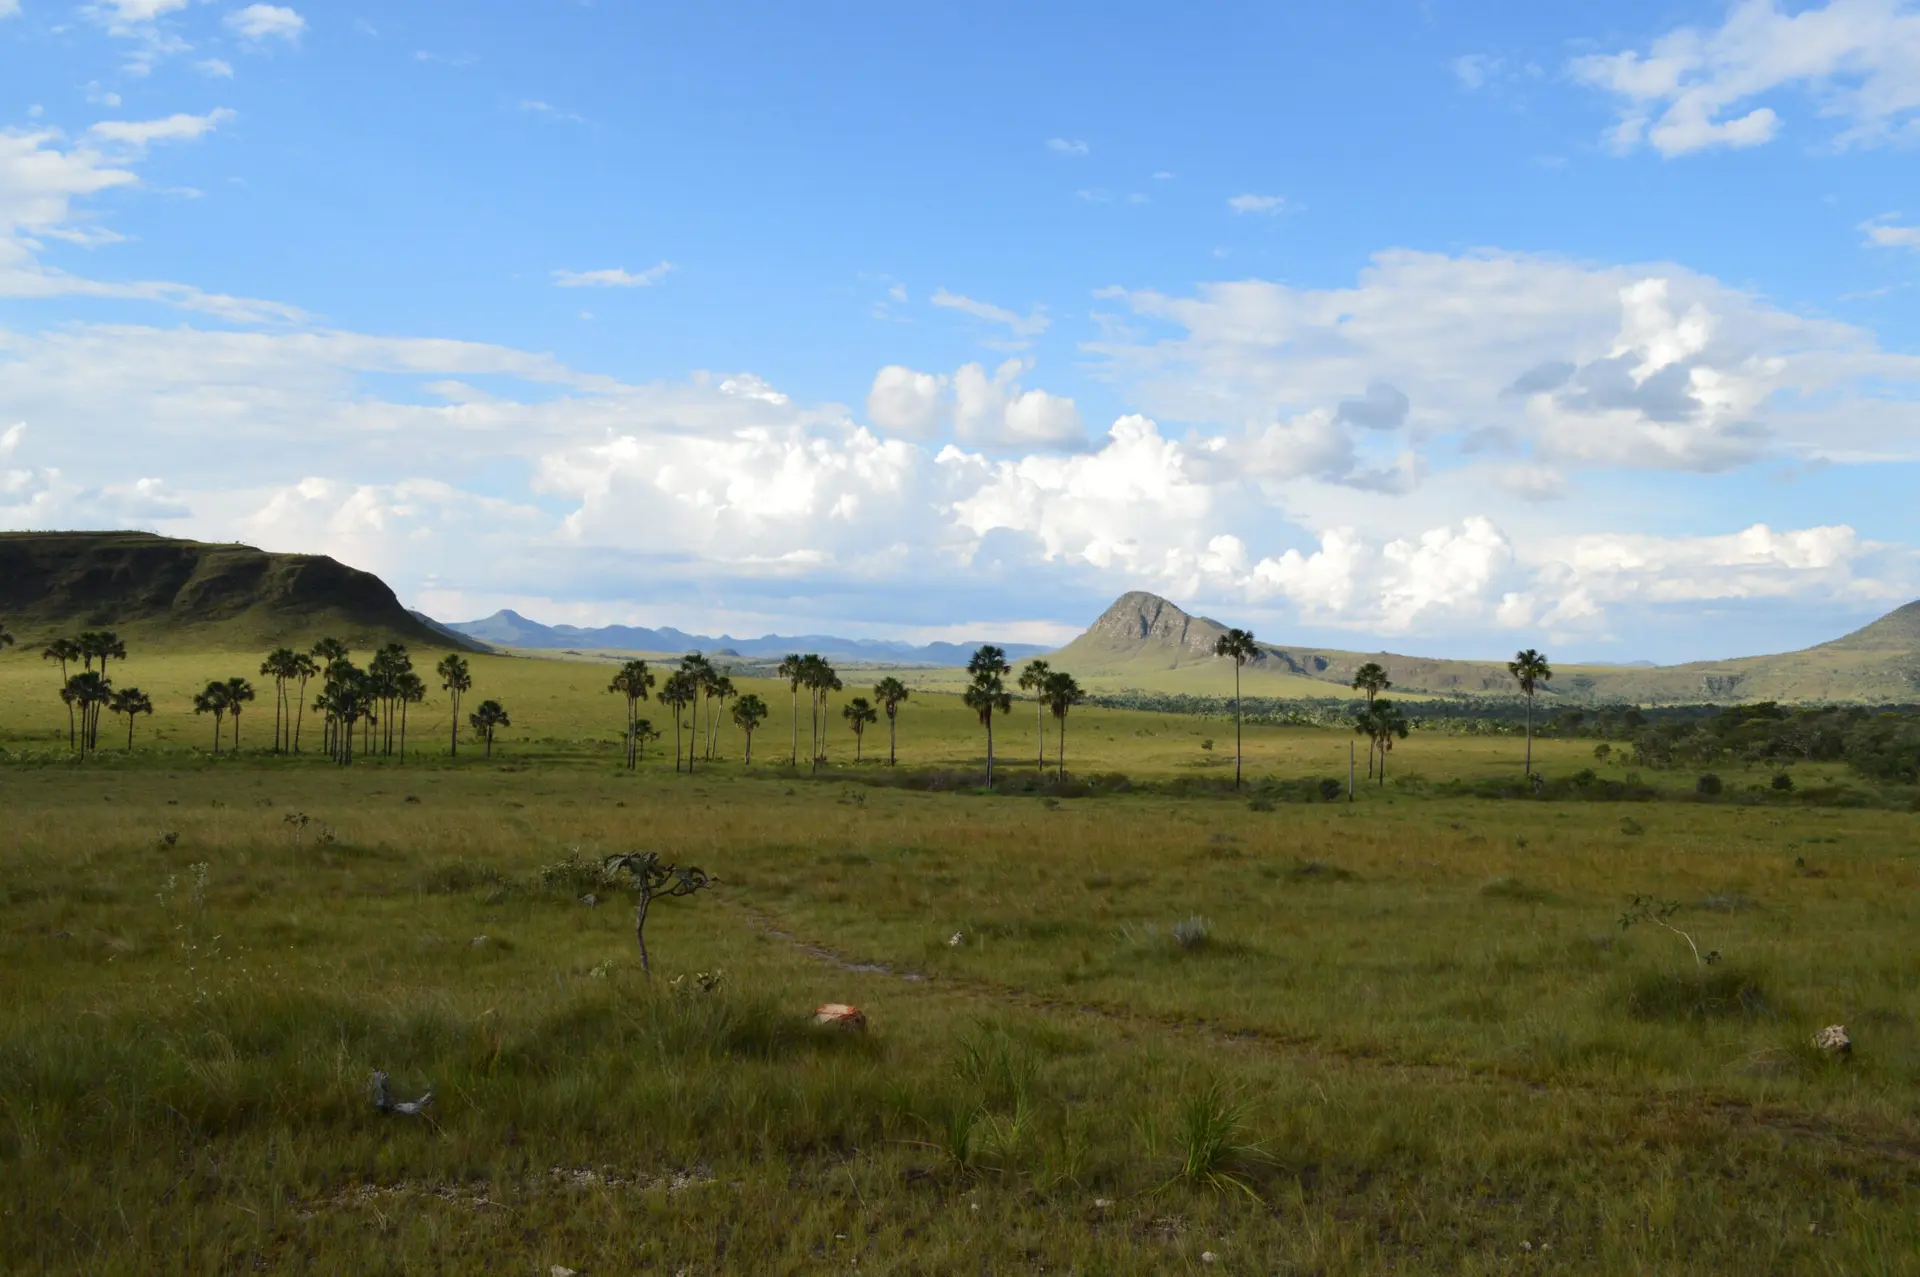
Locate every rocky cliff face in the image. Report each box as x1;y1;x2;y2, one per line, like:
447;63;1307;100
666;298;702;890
1082;591;1236;659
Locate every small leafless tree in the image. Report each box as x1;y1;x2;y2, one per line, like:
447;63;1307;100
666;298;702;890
603;851;717;977
1620;894;1720;968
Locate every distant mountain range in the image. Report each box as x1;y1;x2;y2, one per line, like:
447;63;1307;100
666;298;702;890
441;608;1049;666
8;532;1916;703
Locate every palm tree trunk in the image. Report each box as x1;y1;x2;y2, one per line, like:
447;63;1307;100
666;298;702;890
1233;663;1243;791
1037;700;1046;771
744;731;753;766
127;715;135;751
212;714;222;754
791;687;799;768
986;717;995;790
1057;715;1066;783
450;692;459;758
400;701;409;761
888;713;897;766
1524;693;1534;775
294;678;307;753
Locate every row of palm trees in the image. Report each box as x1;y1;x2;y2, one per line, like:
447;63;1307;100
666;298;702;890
591;647;1087;788
963;647;1086;788
10;629;510;764
1210;631;1553;789
2;614;1554;780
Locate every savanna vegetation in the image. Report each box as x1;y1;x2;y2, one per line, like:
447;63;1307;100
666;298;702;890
3;622;1919;1272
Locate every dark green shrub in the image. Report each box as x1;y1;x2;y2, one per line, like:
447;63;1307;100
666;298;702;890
1695;773;1723;797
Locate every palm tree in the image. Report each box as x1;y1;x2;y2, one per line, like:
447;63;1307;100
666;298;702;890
660;671;696;773
1043;670;1084;782
109;686;153;751
1373;700;1410;783
842;696;878;762
312;636;350;669
968;644;1011;683
778;654;805;767
732;693;769;765
1351;661;1391;778
629;718;661;764
963;670;1013;790
804;656;842;773
260;648;299;753
290;652;318;752
64;671;112;754
369;645;412;756
315;638;353;758
1018;658;1053;771
680;653;715;762
873;676;910;766
705;673;737;760
79;631;126;679
1212;628;1258;790
97;631;126;678
608;659;655;770
468;699;511;758
43;638;80;749
224;677;255;752
1353;698;1411;786
1508;649;1553;776
193;681;232;754
436;653;472;757
395;670;425;760
964;645;1014;788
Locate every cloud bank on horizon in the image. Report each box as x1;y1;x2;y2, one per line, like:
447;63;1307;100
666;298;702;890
2;0;1918;661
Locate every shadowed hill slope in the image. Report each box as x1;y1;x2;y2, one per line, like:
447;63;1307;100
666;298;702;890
1050;592;1920;704
0;532;484;652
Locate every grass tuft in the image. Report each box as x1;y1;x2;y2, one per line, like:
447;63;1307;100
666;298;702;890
1479;876;1550;903
1619;965;1778;1022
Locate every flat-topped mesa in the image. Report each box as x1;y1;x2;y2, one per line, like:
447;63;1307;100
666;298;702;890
0;530;483;651
1084;591;1241;660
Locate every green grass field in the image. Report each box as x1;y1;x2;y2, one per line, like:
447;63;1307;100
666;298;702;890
4;644;1919;1273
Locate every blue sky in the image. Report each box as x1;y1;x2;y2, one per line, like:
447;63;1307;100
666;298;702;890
2;0;1918;661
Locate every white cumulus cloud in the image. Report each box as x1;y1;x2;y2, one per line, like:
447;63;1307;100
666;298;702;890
90;109;236;149
225;3;305;41
1573;0;1920;155
867;365;948;438
1227;193;1288;215
551;263;673;288
930;287;1049;345
1862;215;1920;249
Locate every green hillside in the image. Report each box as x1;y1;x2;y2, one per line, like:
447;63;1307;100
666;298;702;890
0;531;479;653
1049;591;1920;704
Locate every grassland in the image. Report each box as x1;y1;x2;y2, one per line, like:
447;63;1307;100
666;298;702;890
4;644;1920;1273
